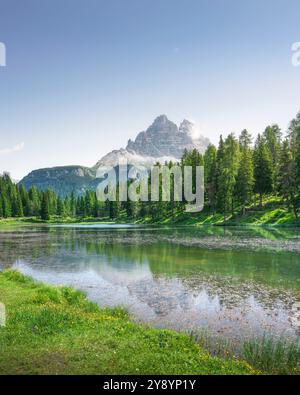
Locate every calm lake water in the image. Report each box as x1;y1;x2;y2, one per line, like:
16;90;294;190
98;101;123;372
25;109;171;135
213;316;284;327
0;225;300;341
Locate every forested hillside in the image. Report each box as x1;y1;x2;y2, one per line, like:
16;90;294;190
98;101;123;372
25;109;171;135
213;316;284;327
1;111;300;224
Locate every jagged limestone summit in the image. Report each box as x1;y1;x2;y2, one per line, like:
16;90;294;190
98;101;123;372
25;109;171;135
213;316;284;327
20;115;210;196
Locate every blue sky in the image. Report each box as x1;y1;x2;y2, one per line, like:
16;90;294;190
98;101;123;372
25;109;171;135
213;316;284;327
0;0;300;179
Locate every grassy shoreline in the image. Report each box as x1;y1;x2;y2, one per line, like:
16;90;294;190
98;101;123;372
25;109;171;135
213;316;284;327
0;213;299;229
0;270;257;375
1;199;300;228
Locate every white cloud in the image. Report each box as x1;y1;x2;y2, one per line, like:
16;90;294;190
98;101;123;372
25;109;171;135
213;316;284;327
0;142;25;156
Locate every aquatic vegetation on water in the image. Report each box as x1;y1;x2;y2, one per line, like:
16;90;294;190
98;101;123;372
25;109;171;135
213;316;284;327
242;336;300;375
189;329;300;375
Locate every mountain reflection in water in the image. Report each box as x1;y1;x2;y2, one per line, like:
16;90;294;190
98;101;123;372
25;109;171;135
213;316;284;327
0;225;300;340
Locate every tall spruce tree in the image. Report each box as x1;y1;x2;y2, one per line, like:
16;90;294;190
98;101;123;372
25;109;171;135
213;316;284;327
70;192;76;217
40;192;50;220
235;130;254;214
288;114;300;215
12;190;24;217
204;144;217;213
28;186;40;216
254;134;274;207
263;124;281;191
56;196;65;216
278;139;298;217
217;134;240;219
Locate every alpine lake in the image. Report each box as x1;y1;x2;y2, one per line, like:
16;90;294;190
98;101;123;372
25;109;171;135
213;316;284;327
1;224;300;343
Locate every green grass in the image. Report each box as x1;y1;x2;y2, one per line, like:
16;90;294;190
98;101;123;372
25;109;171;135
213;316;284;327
242;336;300;375
1;197;299;228
0;270;257;375
0;216;116;227
190;330;300;375
145;199;300;227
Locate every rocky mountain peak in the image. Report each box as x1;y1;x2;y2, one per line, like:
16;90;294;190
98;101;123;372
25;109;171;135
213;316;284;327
179;119;194;136
125;115;208;159
150;114;177;130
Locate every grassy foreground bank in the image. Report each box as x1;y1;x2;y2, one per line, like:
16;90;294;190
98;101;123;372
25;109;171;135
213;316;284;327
0;270;256;375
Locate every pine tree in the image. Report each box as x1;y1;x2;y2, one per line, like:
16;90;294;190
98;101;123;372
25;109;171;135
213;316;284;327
40;192;50;220
293;124;300;191
56;196;65;217
288;111;300;157
217;134;240;219
12;191;24;217
278;139;298;217
76;196;85;217
254;134;274;207
263;124;281;191
84;191;93;217
47;190;57;215
2;195;11;218
19;185;31;216
288;115;300;215
70;192;76;217
0;195;3;218
216;135;225;213
64;195;70;217
92;198;99;218
235;130;254;214
204;144;217;213
28;186;40;216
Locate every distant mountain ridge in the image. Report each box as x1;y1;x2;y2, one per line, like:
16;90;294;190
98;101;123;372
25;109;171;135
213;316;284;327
19;115;210;196
20;166;97;196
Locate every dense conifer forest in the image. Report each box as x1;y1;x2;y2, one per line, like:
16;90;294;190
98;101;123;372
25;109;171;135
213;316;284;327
1;111;300;223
